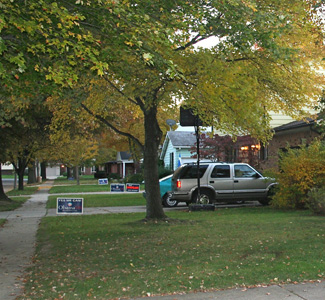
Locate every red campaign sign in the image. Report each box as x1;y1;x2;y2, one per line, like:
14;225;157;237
126;183;140;192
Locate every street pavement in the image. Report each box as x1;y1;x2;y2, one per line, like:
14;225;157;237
0;181;324;300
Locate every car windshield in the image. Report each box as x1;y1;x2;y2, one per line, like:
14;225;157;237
178;164;208;179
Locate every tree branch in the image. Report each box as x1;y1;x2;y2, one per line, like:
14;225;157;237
174;33;207;51
80;103;144;152
102;75;140;106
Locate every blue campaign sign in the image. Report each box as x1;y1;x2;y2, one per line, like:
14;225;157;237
98;178;108;185
110;183;125;192
57;198;83;214
126;183;140;192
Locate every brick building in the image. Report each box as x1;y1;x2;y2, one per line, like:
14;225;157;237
260;117;321;170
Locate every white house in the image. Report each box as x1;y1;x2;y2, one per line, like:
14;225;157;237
160;131;197;170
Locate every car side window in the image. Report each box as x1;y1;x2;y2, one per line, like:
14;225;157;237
234;165;258;178
211;165;230;178
180;165;208;179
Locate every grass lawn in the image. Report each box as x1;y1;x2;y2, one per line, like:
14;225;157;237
47;193;146;208
1;175;28;179
50;184;112;194
20;207;325;299
54;175;98;185
0;197;29;212
6;186;39;196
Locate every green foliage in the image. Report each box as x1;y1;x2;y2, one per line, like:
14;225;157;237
272;140;325;209
158;165;173;178
94;171;108;179
124;173;144;184
2;0;324;218
306;186;325;216
109;173;121;180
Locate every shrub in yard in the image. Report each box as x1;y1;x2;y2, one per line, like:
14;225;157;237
158;165;173;178
306;186;325;215
109;173;121;180
271;140;325;209
94;171;108;179
125;173;143;183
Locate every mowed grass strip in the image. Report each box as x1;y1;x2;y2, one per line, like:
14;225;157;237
49;184;145;194
6;186;39;196
20;208;325;299
0;197;29;212
53;176;98;185
47;193;146;208
49;185;111;194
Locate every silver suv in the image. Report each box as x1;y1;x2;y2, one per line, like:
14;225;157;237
171;162;276;205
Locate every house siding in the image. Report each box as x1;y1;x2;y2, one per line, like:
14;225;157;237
162;139;194;171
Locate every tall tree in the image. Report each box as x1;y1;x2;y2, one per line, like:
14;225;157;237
1;1;324;219
4;105;51;190
47;95;99;185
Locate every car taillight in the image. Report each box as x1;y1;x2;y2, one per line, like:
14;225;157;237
176;180;181;188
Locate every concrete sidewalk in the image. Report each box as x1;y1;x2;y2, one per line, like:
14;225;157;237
0;182;324;300
140;281;325;300
0;183;52;300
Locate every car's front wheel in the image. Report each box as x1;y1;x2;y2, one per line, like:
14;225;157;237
259;186;276;206
162;192;178;207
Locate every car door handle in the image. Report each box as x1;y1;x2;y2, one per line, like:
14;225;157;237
209;181;214;183
234;180;239;183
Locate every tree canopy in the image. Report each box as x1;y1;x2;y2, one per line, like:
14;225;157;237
1;0;324;219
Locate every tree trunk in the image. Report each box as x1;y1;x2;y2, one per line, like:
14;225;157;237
143;106;167;220
28;161;37;184
41;162;47;181
74;166;80;185
67;167;72;179
13;157;29;191
18;168;25;190
0;164;11;202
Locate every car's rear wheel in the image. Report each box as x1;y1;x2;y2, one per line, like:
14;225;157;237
192;190;213;204
162;192;178;207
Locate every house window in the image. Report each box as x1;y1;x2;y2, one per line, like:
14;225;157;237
170;153;174;170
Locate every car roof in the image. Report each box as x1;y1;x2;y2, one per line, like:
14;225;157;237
183;162;248;166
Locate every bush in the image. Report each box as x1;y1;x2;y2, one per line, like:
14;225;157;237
306;187;325;215
124;173;144;183
272;140;325;209
94;171;108;179
109;173;121;180
158;165;173;179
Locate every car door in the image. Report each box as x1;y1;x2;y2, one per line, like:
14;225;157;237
233;164;267;200
209;164;234;201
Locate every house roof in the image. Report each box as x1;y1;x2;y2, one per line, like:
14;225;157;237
167;131;197;147
160;131;197;160
274;117;316;132
119;151;132;160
